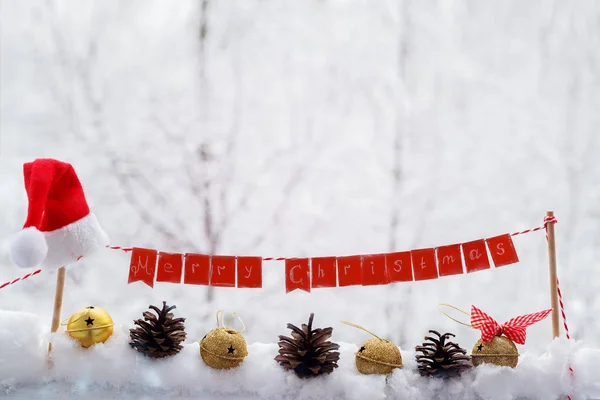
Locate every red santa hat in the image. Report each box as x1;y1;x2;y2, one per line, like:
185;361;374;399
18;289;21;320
10;158;109;269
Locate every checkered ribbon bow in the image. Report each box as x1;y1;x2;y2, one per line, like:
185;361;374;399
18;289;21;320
470;305;552;345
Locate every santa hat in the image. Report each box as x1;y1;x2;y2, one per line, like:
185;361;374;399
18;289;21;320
10;158;109;269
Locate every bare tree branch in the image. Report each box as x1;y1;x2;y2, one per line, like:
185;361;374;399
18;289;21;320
245;164;306;251
108;155;199;251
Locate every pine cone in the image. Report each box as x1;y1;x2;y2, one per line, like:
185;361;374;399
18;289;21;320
415;330;472;378
275;313;340;378
129;301;187;358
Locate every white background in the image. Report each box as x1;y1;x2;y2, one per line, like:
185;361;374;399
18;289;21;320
1;0;599;370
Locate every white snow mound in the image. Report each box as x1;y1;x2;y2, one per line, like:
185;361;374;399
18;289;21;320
1;311;599;399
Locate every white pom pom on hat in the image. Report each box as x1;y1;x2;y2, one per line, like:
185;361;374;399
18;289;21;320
10;158;109;269
10;227;47;268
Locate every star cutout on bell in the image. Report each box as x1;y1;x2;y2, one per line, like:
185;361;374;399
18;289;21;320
200;310;248;369
64;306;114;348
477;344;483;352
340;320;402;375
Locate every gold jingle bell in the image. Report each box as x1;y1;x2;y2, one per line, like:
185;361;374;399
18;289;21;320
471;335;518;368
356;337;403;374
200;311;248;370
65;306;114;348
342;320;403;375
438;303;551;370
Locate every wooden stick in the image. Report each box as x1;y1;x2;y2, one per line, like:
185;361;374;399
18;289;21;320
48;266;66;356
546;211;560;339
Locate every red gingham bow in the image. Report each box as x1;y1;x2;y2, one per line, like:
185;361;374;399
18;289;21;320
470;305;552;345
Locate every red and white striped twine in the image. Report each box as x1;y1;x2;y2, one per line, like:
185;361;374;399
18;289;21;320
0;269;41;290
541;217;574;400
0;215;565;292
0;245;132;290
107;245;133;252
557;278;575;393
511;215;557;237
556;280;571;340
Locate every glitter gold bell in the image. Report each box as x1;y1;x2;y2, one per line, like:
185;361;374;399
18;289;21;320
65;306;114;348
200;311;248;369
356;337;403;374
341;320;402;375
438;303;551;370
471;335;519;368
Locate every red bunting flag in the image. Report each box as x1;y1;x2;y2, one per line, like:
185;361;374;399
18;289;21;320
183;253;211;285
128;247;158;288
362;254;389;286
436;244;463;276
336;255;362;287
210;255;236;287
311;257;337;288
386;251;413;282
122;229;521;291
462;240;491;273
285;258;311;293
411;248;438;281
485;234;519;267
237;256;263;288
156;252;183;284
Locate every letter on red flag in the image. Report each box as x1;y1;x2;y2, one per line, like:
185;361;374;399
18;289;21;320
386;252;413;282
184;254;210;285
436;244;463;276
237;256;263;288
210;255;236;287
128;247;158;287
411;248;438;281
336;255;362;287
485;234;519;267
311;257;337;288
462;240;491;273
362;254;389;286
285;258;310;293
156;252;183;284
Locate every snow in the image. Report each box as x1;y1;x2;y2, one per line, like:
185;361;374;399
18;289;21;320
2;0;600;398
0;310;47;384
1;310;599;399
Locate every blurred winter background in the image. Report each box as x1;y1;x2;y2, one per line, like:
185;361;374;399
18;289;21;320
1;0;600;357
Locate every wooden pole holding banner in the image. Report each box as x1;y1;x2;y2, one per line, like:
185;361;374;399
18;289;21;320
546;211;560;339
48;266;66;357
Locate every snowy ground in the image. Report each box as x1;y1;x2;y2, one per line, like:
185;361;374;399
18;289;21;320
2;0;600;351
1;310;600;400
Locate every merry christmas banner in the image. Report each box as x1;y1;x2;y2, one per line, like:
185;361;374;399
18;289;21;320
127;233;519;292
